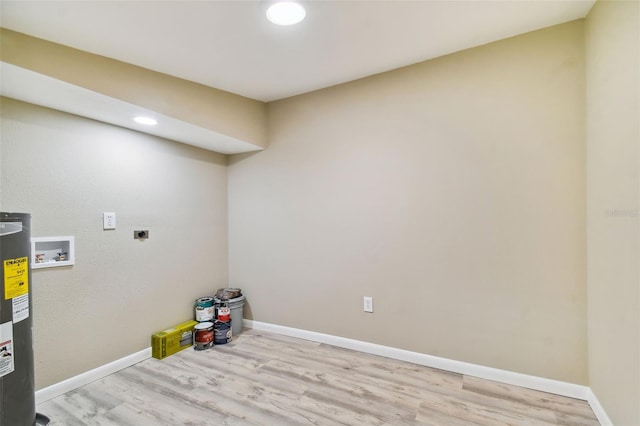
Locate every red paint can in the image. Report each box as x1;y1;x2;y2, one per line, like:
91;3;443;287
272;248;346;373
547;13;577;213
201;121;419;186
217;306;231;322
193;322;214;350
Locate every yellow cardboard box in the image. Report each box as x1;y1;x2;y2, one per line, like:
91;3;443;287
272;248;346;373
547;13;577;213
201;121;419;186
151;320;197;359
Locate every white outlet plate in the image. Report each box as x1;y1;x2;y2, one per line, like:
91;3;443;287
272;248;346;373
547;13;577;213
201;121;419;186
103;212;116;230
363;296;373;313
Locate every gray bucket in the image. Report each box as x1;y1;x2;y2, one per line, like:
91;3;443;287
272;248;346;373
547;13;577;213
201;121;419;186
225;295;246;337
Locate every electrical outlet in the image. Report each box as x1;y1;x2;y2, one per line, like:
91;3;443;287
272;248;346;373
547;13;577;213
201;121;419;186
363;296;373;313
103;212;116;230
134;230;149;239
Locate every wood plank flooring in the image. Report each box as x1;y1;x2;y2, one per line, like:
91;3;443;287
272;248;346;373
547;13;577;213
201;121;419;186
37;329;600;425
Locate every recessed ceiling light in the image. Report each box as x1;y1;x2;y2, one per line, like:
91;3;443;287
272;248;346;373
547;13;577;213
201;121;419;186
133;116;158;126
266;2;306;26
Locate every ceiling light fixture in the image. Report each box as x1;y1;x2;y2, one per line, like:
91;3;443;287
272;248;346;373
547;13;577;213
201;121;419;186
266;1;306;26
133;116;158;126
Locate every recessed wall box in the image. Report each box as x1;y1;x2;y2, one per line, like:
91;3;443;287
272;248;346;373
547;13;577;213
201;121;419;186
134;230;149;239
31;236;75;269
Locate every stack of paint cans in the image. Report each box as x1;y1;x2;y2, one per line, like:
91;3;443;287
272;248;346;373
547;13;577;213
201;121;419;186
194;297;215;350
214;299;232;344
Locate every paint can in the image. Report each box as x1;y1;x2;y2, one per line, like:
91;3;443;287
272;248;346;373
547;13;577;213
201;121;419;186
195;297;215;322
217;306;231;322
215;299;231;322
214;320;232;345
193;321;214;350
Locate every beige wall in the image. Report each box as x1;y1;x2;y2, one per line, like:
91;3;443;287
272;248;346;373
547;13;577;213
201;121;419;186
6;7;638;419
0;97;229;389
229;21;587;384
586;0;640;424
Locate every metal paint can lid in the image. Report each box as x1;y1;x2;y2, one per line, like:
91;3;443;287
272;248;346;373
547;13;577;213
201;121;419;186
195;297;215;307
194;322;214;329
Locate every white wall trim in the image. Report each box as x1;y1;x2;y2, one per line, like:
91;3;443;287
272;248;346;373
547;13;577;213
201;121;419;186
34;322;612;425
244;319;592;401
586;388;613;426
35;347;151;405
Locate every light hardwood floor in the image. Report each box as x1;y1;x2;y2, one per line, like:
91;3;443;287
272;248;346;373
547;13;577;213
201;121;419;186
37;329;600;425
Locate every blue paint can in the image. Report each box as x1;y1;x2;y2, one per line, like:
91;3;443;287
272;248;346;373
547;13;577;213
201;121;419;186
214;320;232;344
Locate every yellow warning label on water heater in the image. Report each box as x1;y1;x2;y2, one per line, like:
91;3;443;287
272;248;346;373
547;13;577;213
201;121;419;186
4;257;29;300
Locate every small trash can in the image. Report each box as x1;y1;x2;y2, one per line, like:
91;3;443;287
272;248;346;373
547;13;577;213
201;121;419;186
215;295;245;337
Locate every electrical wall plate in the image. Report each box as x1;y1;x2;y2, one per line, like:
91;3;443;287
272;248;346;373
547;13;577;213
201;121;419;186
363;296;374;313
103;212;116;230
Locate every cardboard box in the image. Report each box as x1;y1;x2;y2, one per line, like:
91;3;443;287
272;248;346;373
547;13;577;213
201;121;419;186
151;320;197;359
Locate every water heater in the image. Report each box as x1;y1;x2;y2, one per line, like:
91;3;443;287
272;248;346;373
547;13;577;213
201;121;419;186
0;212;44;425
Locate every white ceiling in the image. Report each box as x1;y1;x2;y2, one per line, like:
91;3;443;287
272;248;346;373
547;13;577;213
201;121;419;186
1;0;596;103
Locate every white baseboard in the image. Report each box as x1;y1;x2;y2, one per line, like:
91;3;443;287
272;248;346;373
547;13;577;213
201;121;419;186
35;347;151;405
586;388;613;426
35;320;612;425
244;319;592;401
